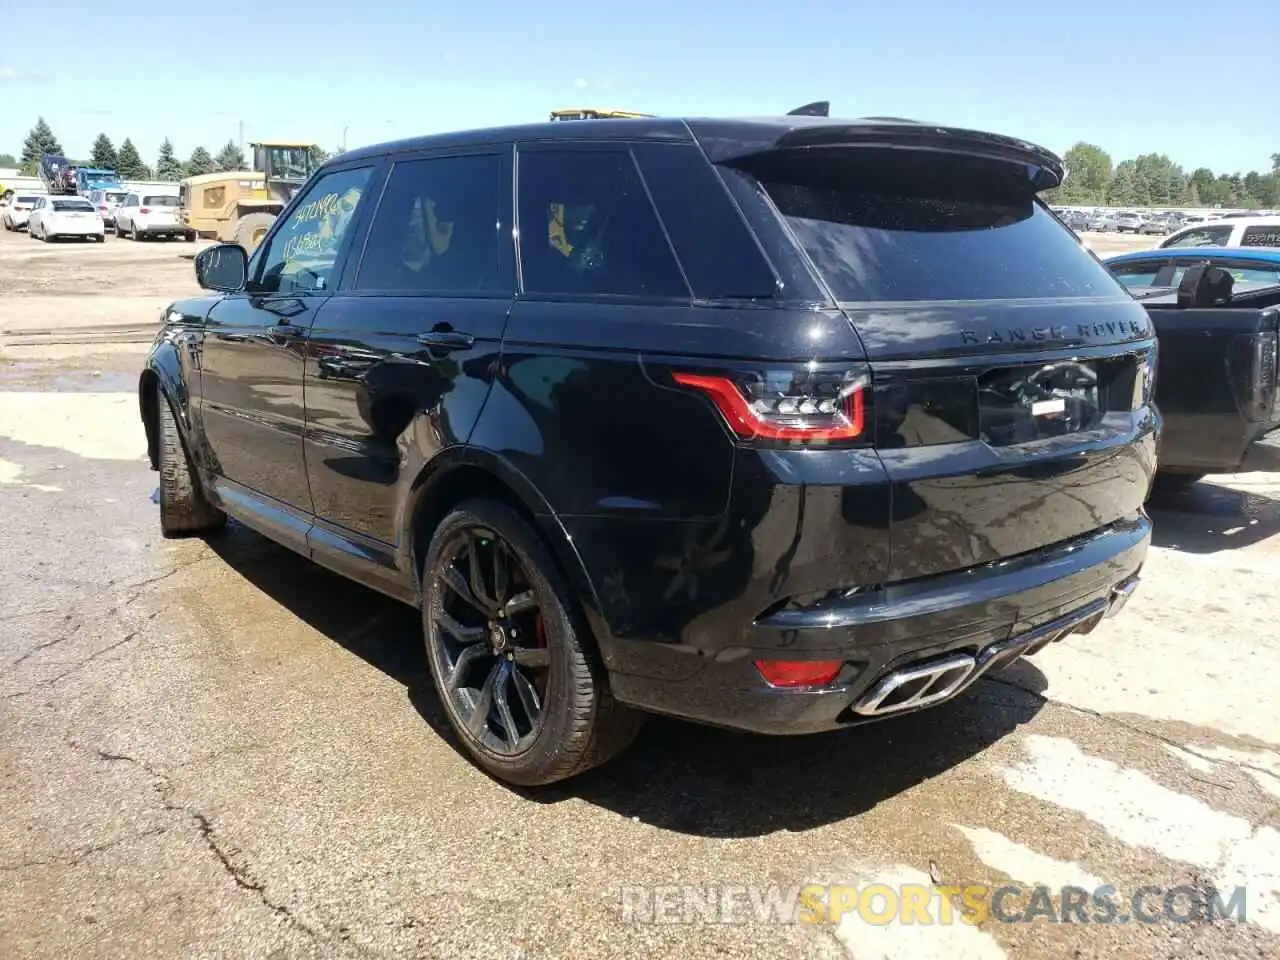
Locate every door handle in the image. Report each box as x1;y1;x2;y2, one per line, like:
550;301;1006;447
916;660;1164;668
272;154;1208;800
273;323;307;337
416;330;475;351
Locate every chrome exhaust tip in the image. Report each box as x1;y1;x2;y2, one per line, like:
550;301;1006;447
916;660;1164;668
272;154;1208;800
1105;576;1139;618
852;654;977;717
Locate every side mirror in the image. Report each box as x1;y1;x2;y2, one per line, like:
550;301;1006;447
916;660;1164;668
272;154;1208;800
195;243;248;293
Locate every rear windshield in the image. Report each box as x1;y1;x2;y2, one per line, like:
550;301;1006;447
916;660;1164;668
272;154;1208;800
106;192;127;203
16;196;40;204
749;152;1122;302
53;200;95;212
143;195;179;206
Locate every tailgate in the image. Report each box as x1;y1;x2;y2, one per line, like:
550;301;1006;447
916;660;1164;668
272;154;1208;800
1147;304;1280;469
734;139;1159;581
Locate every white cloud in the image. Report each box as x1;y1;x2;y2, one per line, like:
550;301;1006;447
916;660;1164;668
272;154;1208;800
0;66;51;83
573;78;589;89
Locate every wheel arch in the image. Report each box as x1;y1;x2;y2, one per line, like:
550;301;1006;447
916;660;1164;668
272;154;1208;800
405;448;612;647
139;344;194;471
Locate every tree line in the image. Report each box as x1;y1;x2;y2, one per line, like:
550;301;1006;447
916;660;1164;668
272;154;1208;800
5;117;331;182
1041;142;1279;209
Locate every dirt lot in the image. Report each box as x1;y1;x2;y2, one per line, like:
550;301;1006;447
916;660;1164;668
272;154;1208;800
1;225;1278;960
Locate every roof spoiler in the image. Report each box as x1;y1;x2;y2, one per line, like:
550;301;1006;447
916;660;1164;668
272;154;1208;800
786;101;830;117
710;120;1065;192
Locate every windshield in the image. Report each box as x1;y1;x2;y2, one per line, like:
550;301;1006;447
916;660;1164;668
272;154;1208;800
260;146;312;181
53;200;94;212
16;196;40;204
106;192;127;203
143;195;179;207
750;152;1121;302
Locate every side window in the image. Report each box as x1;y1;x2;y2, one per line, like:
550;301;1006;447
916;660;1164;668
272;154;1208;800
1108;259;1168;288
517;148;689;299
253;166;373;296
1240;225;1280;248
355;154;507;294
1162;225;1232;248
632;141;776;300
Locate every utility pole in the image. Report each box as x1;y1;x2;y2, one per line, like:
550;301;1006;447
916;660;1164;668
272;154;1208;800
238;120;244;156
341;124;349;153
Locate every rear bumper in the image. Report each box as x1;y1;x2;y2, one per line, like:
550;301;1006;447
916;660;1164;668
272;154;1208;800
608;513;1149;734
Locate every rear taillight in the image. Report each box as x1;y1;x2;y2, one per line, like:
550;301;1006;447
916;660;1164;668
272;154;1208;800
97;205;107;212
1131;346;1158;410
1254;331;1278;420
138;207;151;214
673;364;870;444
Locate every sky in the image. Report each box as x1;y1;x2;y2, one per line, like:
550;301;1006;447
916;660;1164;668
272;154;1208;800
1;0;1277;174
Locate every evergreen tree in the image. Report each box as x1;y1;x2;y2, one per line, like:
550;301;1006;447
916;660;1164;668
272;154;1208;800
184;146;216;177
20;117;64;168
155;138;183;180
90;133;118;170
116;138;147;179
214;139;246;172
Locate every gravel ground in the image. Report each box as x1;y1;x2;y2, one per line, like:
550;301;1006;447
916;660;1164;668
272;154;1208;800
1;225;1277;960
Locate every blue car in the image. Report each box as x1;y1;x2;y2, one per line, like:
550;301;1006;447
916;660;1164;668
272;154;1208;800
1104;246;1280;291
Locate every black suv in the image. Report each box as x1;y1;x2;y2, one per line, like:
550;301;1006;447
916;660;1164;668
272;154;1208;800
140;115;1158;786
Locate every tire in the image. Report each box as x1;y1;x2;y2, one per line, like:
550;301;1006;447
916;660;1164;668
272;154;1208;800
155;384;225;537
131;222;143;241
184;231;197;243
421;499;643;786
95;233;105;243
232;211;277;251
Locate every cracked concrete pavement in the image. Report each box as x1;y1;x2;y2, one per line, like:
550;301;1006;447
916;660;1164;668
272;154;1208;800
2;228;1279;959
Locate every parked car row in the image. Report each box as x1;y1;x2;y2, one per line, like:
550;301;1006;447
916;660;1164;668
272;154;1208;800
1;188;195;241
1055;208;1203;236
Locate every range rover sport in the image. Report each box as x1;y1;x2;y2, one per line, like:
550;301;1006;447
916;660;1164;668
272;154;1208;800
140;114;1158;786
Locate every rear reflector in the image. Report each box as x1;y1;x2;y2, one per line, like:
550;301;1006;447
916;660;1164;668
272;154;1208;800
138;208;151;214
754;659;843;688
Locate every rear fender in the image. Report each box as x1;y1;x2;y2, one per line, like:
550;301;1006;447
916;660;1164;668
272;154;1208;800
403;447;614;651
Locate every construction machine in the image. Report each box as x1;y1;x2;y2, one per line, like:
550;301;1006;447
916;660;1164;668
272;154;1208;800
548;108;655;121
178;141;319;251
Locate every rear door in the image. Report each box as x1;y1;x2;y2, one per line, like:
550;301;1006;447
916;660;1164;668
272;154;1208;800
726;143;1158;582
302;146;515;588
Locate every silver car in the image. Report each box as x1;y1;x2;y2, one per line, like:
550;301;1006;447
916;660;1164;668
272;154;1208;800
87;188;130;231
1114;212;1146;233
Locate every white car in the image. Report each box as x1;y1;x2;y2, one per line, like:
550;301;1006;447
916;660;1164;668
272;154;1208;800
27;196;106;242
2;194;44;231
114;191;194;241
1157;215;1280;250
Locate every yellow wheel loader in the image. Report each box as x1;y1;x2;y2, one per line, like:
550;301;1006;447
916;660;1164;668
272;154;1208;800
178;142;319;252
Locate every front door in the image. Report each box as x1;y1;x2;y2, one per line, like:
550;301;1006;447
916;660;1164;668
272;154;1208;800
302;149;515;582
198;163;380;542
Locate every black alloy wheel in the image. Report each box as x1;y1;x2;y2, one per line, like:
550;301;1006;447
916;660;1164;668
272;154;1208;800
429;525;550;755
421;500;643;786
